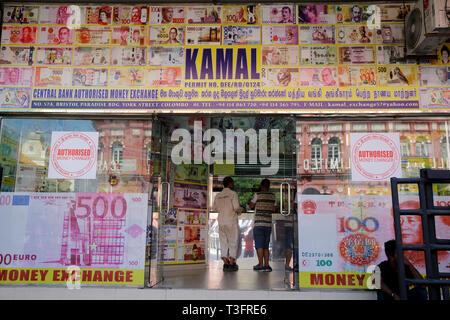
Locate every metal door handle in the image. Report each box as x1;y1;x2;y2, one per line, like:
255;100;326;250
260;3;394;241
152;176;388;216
161;182;170;214
280;182;291;216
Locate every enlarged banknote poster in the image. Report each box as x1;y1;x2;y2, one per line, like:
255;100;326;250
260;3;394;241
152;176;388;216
338;66;377;86
35;47;72;66
299;67;337;87
0;87;31;108
0;47;34;66
419;88;450;108
3;6;39;24
113;6;149;25
178;209;208;226
376;45;408;65
261;26;298;45
34;67;71;87
419;66;450;86
72;68;108;87
261;68;300;87
262;46;299;66
186;26;221;45
39;5;81;25
186;6;222;24
223;26;260;45
299;25;335;45
111;26;147;46
149;7;186;24
336;4;374;23
148;47;184;66
1;26;37;45
298;5;336;24
111;47;146;66
378;65;418;86
299;46;337;65
338;46;375;65
82;6;112;25
174;163;208;184
336;25;374;44
149;26;185;45
261;5;295;23
148;67;182;87
109;67;145;87
0;67;34;86
0;192;148;286
73;47;109;66
38;26;73;45
173;182;207;209
223;5;258;24
375;25;405;44
379;4;411;22
179;242;206;262
75;27;111;45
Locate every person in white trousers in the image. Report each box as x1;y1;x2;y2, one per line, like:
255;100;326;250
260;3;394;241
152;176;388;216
213;176;245;272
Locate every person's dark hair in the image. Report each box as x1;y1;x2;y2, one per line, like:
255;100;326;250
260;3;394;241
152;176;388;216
384;239;397;258
441;45;450;56
223;176;233;188
261;178;270;189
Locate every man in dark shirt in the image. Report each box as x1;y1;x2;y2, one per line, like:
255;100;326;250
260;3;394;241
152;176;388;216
377;239;428;300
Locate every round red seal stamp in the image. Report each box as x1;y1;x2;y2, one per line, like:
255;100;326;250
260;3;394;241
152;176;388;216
50;132;97;179
352;133;400;181
339;233;380;266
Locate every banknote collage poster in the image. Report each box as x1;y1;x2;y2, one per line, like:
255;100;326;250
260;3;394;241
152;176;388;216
162;163;208;264
0;3;449;111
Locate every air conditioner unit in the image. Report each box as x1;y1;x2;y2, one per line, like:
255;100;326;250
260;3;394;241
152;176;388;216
406;0;450;55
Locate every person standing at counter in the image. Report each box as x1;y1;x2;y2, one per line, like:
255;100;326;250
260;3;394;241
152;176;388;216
212;177;245;272
249;179;277;272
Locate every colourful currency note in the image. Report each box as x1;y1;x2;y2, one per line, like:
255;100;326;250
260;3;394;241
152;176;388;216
336;4;374;23
338;46;375;65
109;68;145;87
75;27;111;45
379;4;411;22
419;88;450;108
298;5;336;24
300;46;337;65
338;66;377;86
336;25;374;44
35;47;72;66
299;25;336;45
262;46;299;66
223;26;260;45
0;67;34;86
113;6;149;25
82;6;112;25
72;68;108;87
149;26;185;45
111;47;147;66
3;6;39;24
1;26;37;45
261;5;295;24
186;6;222;24
299;67;338;87
38;26;73;45
34;67;72;87
73;47;109;66
0;47;34;66
112;26;147;45
173;182;207;209
39;5;81;25
376;45;409;65
375;24;405;44
148;47;184;66
0;87;31;108
261;67;300;87
377;65;418;86
186;26;221;45
223;5;258;24
261;26;298;45
149;6;185;24
418;66;450;86
148;67;183;87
